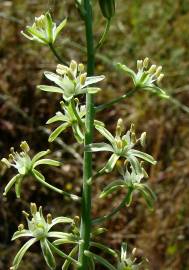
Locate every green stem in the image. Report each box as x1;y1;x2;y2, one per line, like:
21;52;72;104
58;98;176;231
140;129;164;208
78;0;95;269
32;171;80;201
96;19;111;50
92;189;133;225
49;43;67;65
95;88;137;112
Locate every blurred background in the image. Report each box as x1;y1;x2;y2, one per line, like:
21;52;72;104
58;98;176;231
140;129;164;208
0;0;189;269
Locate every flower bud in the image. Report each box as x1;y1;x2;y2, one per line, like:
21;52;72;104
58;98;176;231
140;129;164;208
47;213;52;224
67;70;75;81
78;63;84;72
148;65;157;74
155;66;162;77
35;15;45;28
143;57;149;68
70;60;77;72
56;64;68;75
137;60;143;70
1;158;11;168
18;224;25;231
131;132;137;144
140;132;146;147
157;73;164;83
30;203;37;215
80;73;87;85
99;0;115;20
116;118;124;137
20;141;30;152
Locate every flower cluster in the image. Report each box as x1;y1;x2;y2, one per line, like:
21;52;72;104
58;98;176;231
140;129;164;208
1;141;61;198
46;99;86;144
21;12;67;45
117;243;146;270
10;203;75;270
86;119;156;174
100;161;156;209
117;57;169;98
38;60;105;101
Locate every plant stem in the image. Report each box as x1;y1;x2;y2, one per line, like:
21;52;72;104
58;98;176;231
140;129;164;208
92;189;133;225
96;19;111;50
78;0;95;269
49;43;67;65
95;88;137;112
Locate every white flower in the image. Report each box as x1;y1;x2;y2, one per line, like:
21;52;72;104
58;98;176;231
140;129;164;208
38;60;105;101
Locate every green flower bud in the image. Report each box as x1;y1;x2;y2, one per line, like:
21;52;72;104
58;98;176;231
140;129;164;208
18;224;25;231
20;141;30;152
30;203;37;215
99;0;115;20
80;73;87;85
47;213;52;224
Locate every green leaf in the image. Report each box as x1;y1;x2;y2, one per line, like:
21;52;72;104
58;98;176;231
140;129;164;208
129;149;156;165
40;239;56;270
12;230;32;241
55;18;67;40
37;85;63;94
33;159;61;168
95;125;115;144
85;143;114;152
32;149;50;164
11;238;37;270
100;180;126;198
3;174;21;196
84;251;116;270
49;123;69;142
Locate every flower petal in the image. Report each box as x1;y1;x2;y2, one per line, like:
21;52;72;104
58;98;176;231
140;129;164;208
11;238;37;270
85;143;114;152
3;174;21;196
12;230;33;241
33;159;61;168
84;75;105;87
48;123;69;142
38;85;63;94
40;239;56;270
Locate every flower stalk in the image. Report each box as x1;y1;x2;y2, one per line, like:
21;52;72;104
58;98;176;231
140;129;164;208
78;0;95;269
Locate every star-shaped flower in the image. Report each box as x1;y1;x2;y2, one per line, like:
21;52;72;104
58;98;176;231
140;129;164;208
117;57;169;99
38;60;105;101
10;203;76;270
1;141;61;198
21;12;67;45
100;162;156;209
86;119;156;174
46;99;86;144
